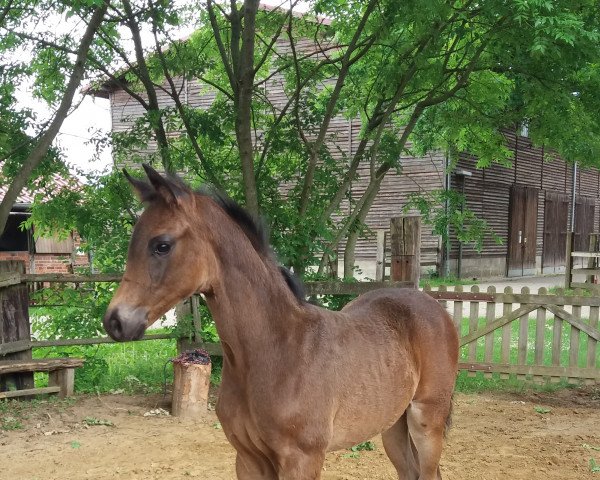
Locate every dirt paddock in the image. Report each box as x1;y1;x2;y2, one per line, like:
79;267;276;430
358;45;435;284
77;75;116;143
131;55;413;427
1;387;599;480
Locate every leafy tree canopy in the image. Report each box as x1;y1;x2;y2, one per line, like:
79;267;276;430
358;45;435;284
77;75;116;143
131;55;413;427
4;0;600;277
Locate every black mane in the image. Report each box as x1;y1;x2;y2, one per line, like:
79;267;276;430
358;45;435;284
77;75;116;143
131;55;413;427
203;189;306;304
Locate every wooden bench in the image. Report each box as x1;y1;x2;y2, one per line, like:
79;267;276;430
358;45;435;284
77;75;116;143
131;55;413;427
0;358;84;399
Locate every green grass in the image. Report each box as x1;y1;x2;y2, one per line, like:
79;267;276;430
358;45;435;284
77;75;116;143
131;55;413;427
34;339;224;394
33;338;177;393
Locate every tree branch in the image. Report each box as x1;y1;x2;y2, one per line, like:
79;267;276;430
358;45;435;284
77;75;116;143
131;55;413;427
0;2;108;235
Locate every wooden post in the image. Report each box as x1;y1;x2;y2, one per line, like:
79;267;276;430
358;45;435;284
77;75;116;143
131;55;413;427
587;233;599;284
375;230;386;282
565;231;574;289
389;216;421;288
48;368;75;398
171;361;211;419
0;261;33;391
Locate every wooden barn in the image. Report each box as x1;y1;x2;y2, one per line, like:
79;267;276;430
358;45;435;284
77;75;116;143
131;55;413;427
92;37;598;280
450;128;599;279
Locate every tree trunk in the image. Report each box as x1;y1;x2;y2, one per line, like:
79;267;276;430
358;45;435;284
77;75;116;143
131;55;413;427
234;0;260;216
122;0;172;172
0;3;107;236
343;181;381;278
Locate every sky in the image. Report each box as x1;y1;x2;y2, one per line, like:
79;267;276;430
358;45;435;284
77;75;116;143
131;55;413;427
16;0;310;180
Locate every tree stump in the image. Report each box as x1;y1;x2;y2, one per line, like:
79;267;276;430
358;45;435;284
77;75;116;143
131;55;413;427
171;349;211;419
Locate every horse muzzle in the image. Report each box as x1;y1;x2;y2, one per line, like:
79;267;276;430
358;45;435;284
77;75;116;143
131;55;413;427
103;305;149;341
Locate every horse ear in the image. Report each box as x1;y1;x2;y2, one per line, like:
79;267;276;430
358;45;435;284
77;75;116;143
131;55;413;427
142;163;187;206
123;168;155;202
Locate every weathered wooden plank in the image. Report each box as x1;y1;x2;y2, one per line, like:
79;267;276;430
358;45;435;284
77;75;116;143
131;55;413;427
437;284;448;312
31;334;173;348
375;230;386;282
0;386;61;399
517;287;530;380
468;286;480;377
21;273;123;283
390;216;421;286
534;288;547;367
0;273;21;288
427;290;600;307
566;232;574;288
49;368;75;398
306;281;414;295
586;234;598;284
425;291;494;302
501;287;513;379
484;286;495;379
460;303;540;347
453;285;464;335
545;304;600;341
551;292;563;366
571;251;600;258
570;298;582;382
0;358;84;374
570;268;600;276
0;339;31;355
459;362;600;380
0;261;33;391
588;306;599;368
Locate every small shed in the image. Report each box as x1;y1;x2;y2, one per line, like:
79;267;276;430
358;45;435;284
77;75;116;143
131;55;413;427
0;175;88;274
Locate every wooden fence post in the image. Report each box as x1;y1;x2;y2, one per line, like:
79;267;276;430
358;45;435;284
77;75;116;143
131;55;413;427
390;216;421;288
0;261;34;391
565;231;574;289
375;230;386;282
587;233;599;284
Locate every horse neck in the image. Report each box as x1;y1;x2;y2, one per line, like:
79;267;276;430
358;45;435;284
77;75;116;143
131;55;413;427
197;205;303;362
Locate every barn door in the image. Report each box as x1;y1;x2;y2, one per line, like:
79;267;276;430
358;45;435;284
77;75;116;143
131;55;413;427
573;196;596;268
542;192;569;273
507;185;539;276
574;196;595;251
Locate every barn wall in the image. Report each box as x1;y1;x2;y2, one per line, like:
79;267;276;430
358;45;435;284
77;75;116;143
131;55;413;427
107;59;445;272
449;128;600;278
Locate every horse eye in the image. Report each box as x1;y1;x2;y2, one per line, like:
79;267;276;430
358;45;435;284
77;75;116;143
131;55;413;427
154;243;171;256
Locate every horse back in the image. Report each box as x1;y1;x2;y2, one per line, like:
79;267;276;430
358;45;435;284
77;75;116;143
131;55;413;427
341;288;459;371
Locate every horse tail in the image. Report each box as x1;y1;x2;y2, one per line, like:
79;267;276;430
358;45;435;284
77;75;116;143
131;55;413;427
444;394;454;439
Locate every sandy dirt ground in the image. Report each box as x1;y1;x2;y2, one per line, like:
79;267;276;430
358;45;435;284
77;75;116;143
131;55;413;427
1;387;599;480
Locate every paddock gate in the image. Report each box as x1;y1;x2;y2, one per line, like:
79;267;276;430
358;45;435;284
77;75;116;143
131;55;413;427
425;284;600;384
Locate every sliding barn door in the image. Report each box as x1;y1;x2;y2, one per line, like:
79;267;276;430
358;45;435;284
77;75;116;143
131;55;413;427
507;185;538;276
542;191;569;273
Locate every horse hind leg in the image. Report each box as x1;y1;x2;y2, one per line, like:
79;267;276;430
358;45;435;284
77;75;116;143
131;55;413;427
382;412;420;480
405;400;451;480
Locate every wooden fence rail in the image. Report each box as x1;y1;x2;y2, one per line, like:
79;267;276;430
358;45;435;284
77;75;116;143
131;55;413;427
425;284;600;384
1;273;599;384
565;231;600;292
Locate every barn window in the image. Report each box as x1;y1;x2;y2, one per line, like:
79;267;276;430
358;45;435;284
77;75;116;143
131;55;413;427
0;212;31;252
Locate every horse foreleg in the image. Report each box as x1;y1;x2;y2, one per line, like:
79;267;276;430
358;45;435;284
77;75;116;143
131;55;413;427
406;401;448;480
382;412;420;480
276;449;326;480
235;451;277;480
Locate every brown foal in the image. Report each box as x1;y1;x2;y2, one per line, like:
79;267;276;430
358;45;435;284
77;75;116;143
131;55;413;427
103;165;459;480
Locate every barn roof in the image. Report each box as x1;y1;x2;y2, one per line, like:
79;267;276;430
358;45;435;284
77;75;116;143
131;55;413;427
86;4;332;99
0;174;79;207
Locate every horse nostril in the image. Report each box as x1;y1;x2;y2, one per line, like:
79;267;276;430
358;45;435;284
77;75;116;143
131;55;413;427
109;314;123;336
104;309;124;341
103;306;148;341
